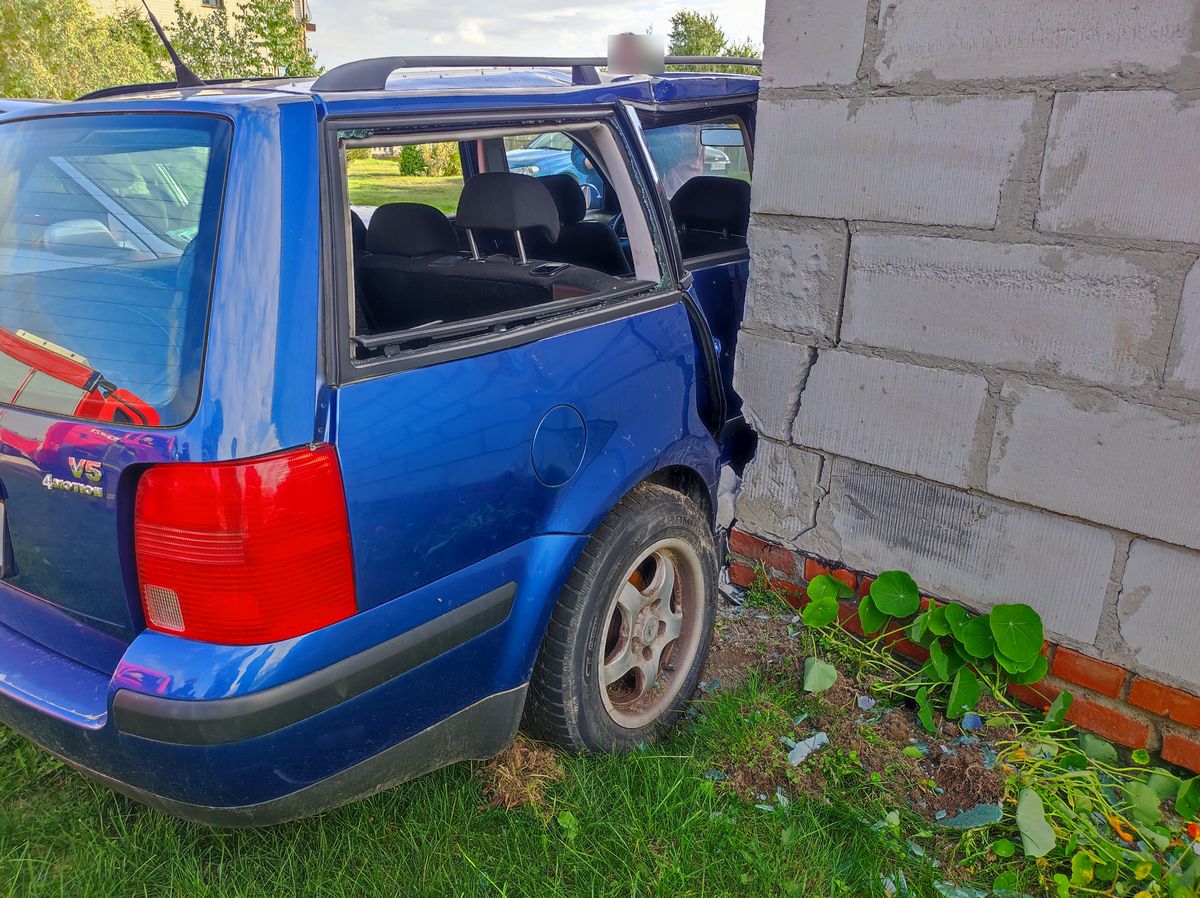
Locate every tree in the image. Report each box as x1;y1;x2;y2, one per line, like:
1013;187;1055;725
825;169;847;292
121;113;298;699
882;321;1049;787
0;0;164;99
172;0;319;81
666;10;760;75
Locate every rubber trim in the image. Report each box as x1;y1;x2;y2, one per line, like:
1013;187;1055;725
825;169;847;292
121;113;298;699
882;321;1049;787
63;685;527;827
112;581;517;746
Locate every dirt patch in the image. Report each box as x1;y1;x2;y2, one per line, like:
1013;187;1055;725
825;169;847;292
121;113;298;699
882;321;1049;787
477;736;564;809
698;602;1007;821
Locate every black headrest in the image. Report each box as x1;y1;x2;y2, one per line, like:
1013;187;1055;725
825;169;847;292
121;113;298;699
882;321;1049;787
366;203;460;257
350;210;367;257
670;177;752;236
455;172;561;243
539;173;587;225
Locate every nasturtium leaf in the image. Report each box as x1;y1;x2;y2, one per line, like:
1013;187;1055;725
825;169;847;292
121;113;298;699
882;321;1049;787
1078;732;1118;766
928;640;952;683
1131;749;1151;766
808;574;855;602
909;611;934;647
1177;776;1200;821
944;604;970;642
1007;654;1049;686
802;596;839;628
1070;851;1096;886
870;571;921;618
803;656;838;694
958;615;996;660
857;594;888;635
995;648;1040;674
947;667;981;718
992;838;1016;859
1016;788;1056;858
1146;769;1181;801
1052;874;1070;898
1045;692;1073;728
916;686;936;734
1125;781;1163;825
943;642;967;677
989;604;1044;664
927;604;951;637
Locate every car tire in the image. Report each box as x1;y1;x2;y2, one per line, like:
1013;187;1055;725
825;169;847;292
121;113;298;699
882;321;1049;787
524;482;717;752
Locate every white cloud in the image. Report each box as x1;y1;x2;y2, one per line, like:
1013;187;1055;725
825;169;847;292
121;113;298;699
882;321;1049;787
306;0;764;69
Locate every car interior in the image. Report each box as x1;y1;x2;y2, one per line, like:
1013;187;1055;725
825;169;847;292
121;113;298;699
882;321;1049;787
339;119;752;360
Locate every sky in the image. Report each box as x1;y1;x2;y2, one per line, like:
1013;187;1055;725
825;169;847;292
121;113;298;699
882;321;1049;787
305;1;765;69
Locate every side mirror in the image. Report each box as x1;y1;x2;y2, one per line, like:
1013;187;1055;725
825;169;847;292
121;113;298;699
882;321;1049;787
700;128;745;149
41;218;122;257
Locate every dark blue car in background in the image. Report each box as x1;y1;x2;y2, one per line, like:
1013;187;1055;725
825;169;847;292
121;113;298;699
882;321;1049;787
0;56;757;825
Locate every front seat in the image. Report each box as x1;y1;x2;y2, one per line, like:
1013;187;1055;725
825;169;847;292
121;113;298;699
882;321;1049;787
527;174;631;276
670;176;752;259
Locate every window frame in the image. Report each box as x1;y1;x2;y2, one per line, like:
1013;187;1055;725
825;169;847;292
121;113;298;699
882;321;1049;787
321;107;682;386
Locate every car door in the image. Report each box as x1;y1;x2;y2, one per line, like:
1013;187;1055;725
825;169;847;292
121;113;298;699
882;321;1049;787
632;104;756;462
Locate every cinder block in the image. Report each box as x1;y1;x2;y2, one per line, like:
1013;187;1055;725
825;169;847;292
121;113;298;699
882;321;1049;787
817;459;1115;643
733;332;814;442
745;217;848;339
1167;261;1200;396
764;0;869;87
754;95;1035;228
876;0;1199;83
989;383;1200;549
1118;540;1200;688
735;441;823;544
792;352;987;487
842;235;1166;388
1038;91;1200;243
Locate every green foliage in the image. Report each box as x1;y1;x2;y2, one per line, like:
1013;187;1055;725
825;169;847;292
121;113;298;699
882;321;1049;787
945;668;979;719
665;10;761;75
397;145;428;177
802;657;837;694
990;604;1044;664
0;0;164;99
869;571;920;617
172;0;319;80
802;574;853;628
1016;788;1056;858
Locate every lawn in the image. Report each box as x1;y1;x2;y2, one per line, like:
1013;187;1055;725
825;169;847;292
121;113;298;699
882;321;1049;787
346;158;462;213
0;608;964;898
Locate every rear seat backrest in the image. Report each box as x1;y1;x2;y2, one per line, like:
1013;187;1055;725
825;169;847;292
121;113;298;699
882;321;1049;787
669;176;752;259
366;202;460;257
527;174;631;277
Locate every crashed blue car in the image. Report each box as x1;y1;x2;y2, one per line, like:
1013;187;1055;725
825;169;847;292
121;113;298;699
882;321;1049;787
0;55;757;825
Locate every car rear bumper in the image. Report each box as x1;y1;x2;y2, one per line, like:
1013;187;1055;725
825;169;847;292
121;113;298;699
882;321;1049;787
0;534;587;826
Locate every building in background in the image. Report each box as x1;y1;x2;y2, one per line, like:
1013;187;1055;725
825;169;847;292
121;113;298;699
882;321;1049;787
733;0;1200;773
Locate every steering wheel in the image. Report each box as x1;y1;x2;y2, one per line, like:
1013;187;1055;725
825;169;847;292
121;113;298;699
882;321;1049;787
609;211;627;240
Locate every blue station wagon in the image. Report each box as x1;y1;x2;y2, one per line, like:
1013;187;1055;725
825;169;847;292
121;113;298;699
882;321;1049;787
0;55;758;825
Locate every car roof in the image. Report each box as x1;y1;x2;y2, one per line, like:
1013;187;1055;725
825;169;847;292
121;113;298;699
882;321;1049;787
0;66;757;122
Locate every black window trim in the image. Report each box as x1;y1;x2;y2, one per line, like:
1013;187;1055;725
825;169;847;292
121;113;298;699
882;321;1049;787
320;105;680;386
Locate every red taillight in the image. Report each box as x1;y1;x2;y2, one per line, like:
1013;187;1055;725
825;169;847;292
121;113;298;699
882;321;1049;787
134;444;357;644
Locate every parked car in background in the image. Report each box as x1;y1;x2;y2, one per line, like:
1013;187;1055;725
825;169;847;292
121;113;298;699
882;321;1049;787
0;57;758;826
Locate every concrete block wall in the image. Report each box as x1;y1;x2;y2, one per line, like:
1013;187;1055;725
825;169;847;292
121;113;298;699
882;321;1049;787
735;0;1200;767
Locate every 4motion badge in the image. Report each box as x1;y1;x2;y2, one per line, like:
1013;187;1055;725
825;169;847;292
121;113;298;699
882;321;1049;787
42;456;104;498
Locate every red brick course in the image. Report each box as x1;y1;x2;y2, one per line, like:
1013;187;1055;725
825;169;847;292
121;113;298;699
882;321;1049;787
1066;696;1151;749
1162;732;1200;774
729;529;796;576
1051;647;1127;698
1129;678;1200;728
803;558;857;590
727;561;755;589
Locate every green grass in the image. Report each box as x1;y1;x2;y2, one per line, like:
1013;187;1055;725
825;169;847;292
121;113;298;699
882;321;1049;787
0;678;946;898
346;159;463;213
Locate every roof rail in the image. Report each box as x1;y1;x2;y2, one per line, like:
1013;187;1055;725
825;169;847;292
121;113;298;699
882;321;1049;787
74;75;298;102
310;55;761;93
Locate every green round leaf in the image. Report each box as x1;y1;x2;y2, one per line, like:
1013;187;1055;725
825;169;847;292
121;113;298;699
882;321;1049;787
995;648;1040;674
908;610;934;647
1131;749;1151;766
958;614;995;660
807;574;855;603
989;604;1044;663
869;571;920;618
1146;768;1181;800
1045;691;1073;728
1177;776;1200;821
947;667;980;718
802;595;840;629
944;604;970;642
857;594;888;635
927;603;951;636
1007;654;1049;686
1078;732;1118;766
803;656;838;693
991;838;1016;859
1125;780;1163;825
928;639;952;683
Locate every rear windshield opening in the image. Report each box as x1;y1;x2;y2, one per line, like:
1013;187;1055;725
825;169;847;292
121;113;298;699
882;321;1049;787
0;114;231;427
339;122;663;362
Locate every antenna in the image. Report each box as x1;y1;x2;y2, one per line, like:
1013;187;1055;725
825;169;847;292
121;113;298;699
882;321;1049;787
139;0;206;89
